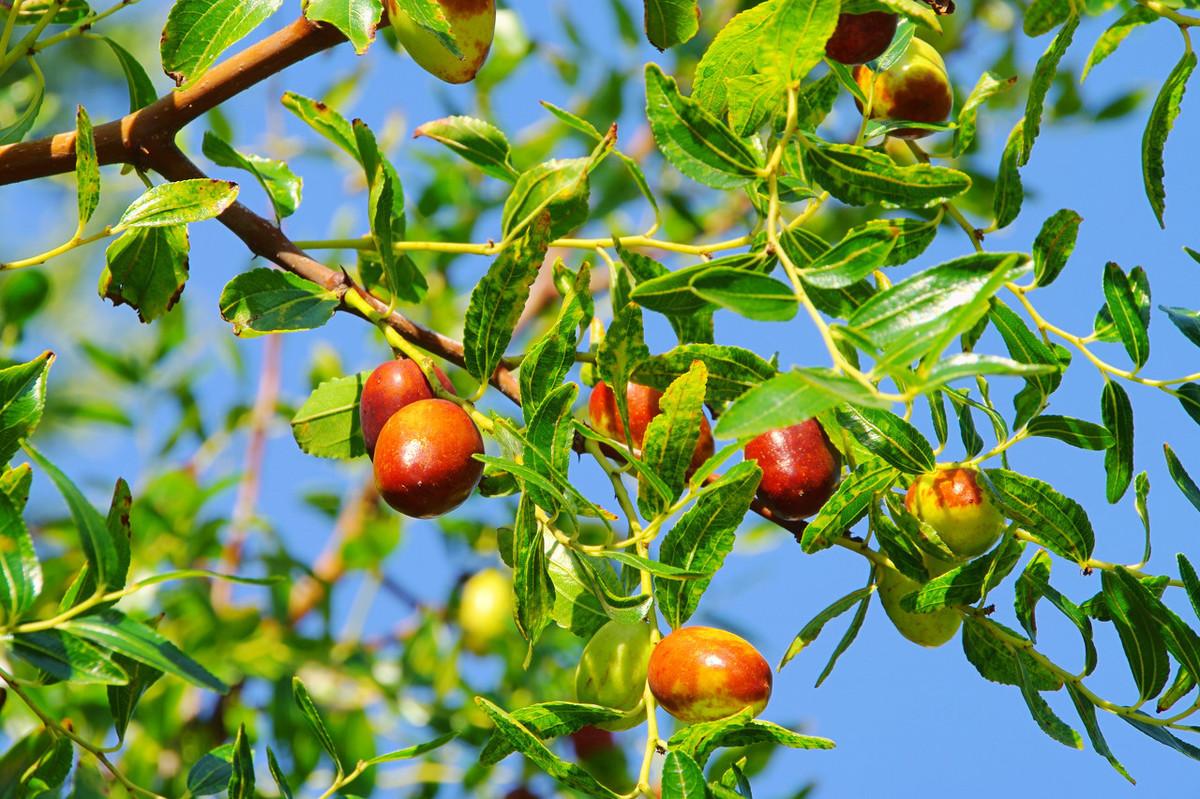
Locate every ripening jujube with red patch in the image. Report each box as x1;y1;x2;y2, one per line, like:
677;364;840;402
588;380;715;473
825;11;899;65
647;626;772;724
373;398;484;518
905;466;1006;558
744;419;842;520
386;0;496;84
359;358;455;456
853;38;953;139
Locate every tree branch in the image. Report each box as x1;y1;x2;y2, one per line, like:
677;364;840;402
0;16;345;184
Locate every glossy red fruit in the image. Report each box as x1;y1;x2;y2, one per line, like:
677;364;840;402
744;420;842;521
373;398;484;518
360;359;455;457
905;467;1005;558
825;12;899;65
588;381;715;473
853;38;953;139
647;627;772;724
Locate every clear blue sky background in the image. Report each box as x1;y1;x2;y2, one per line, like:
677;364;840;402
4;1;1200;796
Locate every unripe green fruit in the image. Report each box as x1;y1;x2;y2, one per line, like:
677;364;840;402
905;467;1005;558
387;0;496;84
853;38;953;139
877;561;961;647
458;568;514;655
575;620;654;732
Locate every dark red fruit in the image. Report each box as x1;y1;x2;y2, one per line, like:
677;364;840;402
588;381;715;473
853;38;953;140
744;419;842;521
360;359;455;456
571;726;616;760
825;12;899;65
373;398;484;518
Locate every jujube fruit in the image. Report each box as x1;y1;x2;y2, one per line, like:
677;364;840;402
588;381;715;474
853;38;952;139
575;620;654;731
373;398;484;518
647;626;772;724
387;0;496;84
878;558;961;647
825;12;899;65
744;419;842;521
570;726;616;761
905;466;1005;558
458;568;514;655
360;358;455;457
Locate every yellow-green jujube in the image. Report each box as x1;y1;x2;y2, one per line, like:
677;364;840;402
905;467;1006;559
575;620;654;731
387;0;496;84
878;560;962;648
458;568;514;655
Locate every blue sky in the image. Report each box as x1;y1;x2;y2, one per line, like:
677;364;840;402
4;0;1200;796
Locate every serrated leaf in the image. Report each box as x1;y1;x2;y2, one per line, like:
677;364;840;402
800;224;898;289
219;268;339;337
632;344;775;403
715;368;888;440
993;117;1026;229
985;469;1093;563
639;362;706;516
1022;15;1078;165
1066;683;1135;782
954;72;1017;157
1032;208;1082;287
293;678;342;774
1102;568;1171;704
1102;263;1149;368
1015;656;1082;749
689;267;797;322
98;36;158;113
661;750;706;799
900;537;1024;612
1142;50;1196;227
290;373;367;460
667;709;835;766
801;460;897;553
1081;6;1156;82
1164;444;1200;515
227;723;254;799
202;131;302;219
117;179;238;229
780;585;874;669
1026;415;1113;450
75;105;99;226
514;495;555;645
11;630;128;684
1101;381;1134;503
414;115;518;182
281;91;359;162
502;158;592;240
961;616;1062;691
0;490;39;623
835;405;933;474
100;225;190;323
187;744;234;796
755;0;841;84
804;142;971;208
691;1;776;117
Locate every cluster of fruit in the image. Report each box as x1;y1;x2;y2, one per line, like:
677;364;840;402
360;359;485;518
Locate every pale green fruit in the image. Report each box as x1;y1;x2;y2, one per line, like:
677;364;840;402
458;568;513;655
878;562;961;648
575;620;654;731
905;467;1006;559
388;0;496;84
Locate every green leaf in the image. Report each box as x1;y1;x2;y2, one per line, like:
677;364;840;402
60;609;227;692
803;142;971;208
1023;0;1071;36
657;462;762;629
1102;568;1171;704
661;750;707;799
502;158;592;240
293;678;342;774
629;261;718;316
414;116;519;182
953;71;1017;157
1032;209;1082;287
364;732;457;765
643;0;700;50
689;267;797;322
1026;415;1113;450
848;253;1030;349
117;179;238;229
354;121;424;305
755;0;841;84
1101;381;1134;503
161;0;283;87
644;63;762;188
691;1;776;116
985;469;1093;563
1111;566;1200;702
474;697;621;799
187;744;234;796
227;723;254;799
24;441;122;590
1161;305;1200;350
992;118;1026;229
520;263;591;417
990;301;1063;428
1123;712;1200;760
1022;15;1079;165
464;214;553;381
480;702;624;765
779;585;874;669
11;630;128;685
219;268;339;337
801;460;898;553
800;224;899;289
393;0;460;53
639;362;707;517
1015;656;1083;749
1142;50;1196;227
961;617;1062;691
900;537;1024;612
667;709;835;766
0;351;51;466
281;91;359;162
1066;683;1135;782
917;354;1058;391
100;225;190;323
1164;444;1200;515
267;748;293;799
0;490;39;624
1013;550;1097;674
514;495;555;645
632;344;775;403
1081;6;1157;81
523;383;578;513
597;303;651;447
202;131;302;219
98;36;158;113
1102;263;1150;368
715;368;889;440
0;57;43;145
835;406;934;474
108;644;163;742
291;373;367;460
24;736;72;796
303;0;380;53
75;105;99;226
1179;382;1200;428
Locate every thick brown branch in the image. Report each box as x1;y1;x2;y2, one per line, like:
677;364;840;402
0;16;345;184
146;144;523;403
